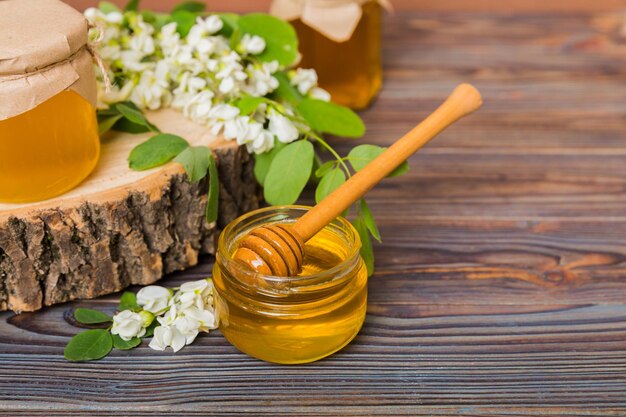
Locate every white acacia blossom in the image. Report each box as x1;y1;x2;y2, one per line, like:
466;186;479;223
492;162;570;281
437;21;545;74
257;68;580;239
85;8;331;155
111;310;148;341
289;68;318;95
148;279;218;353
137;285;172;314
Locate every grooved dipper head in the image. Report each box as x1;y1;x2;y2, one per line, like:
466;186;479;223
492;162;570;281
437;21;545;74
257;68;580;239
233;224;305;277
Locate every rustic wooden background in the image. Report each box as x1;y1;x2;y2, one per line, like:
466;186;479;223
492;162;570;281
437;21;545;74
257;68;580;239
3;6;626;416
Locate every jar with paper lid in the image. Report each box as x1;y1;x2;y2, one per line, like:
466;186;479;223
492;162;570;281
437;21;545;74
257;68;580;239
271;0;387;109
0;0;100;203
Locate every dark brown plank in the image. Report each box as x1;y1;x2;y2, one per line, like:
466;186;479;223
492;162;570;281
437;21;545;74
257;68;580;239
2;10;626;416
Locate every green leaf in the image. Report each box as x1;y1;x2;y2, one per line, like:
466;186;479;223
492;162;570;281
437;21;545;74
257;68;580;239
124;0;140;11
98;114;123;136
353;216;374;276
297;99;365;138
172;1;205;13
219;13;239;37
388;160;409;177
235;96;265;115
271;72;303;105
360;199;381;243
112;334;142;350
115;103;160;132
174;146;212;183
99;1;121;13
206;152;219;224
119;291;139;311
348;144;409;177
236;13;298;66
253;142;286;186
314;160;336;179
64;329;113;362
73;308;112;325
171;9;197;37
263;140;314;205
112;117;151;134
315;168;346;203
128;133;190;171
139;10;171;30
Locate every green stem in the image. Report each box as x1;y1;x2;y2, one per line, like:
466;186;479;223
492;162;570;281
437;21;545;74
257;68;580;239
306;132;351;178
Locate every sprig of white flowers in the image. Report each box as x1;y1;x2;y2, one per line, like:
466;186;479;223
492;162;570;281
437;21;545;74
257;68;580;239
85;6;330;154
85;0;402;283
64;278;218;361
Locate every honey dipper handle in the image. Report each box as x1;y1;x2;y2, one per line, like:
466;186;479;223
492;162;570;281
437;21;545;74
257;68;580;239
292;83;483;242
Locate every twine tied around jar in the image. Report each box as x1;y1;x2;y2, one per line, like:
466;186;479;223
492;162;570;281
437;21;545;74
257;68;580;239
270;0;392;42
87;22;112;93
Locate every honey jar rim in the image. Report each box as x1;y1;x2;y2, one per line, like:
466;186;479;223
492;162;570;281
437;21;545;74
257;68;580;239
217;205;363;287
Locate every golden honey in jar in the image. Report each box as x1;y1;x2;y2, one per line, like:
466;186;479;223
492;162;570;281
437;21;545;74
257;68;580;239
272;0;383;109
213;206;368;364
0;0;100;203
0;91;100;203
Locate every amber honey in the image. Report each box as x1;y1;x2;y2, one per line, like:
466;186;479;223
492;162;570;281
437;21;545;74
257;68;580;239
293;1;382;109
213;206;368;364
0;90;100;203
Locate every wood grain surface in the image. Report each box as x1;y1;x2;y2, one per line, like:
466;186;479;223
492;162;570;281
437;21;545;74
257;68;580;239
2;10;626;416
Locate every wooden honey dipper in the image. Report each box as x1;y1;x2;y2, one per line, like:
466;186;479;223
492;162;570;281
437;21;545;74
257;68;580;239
234;83;483;276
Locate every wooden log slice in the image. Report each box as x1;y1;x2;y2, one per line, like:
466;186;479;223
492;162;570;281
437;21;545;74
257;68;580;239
0;109;260;313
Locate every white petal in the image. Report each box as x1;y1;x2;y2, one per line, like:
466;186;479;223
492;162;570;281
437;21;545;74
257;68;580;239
219;77;235;94
180;279;209;293
185;330;199;345
170;328;186;352
204;15;224;34
309;87;331;102
149;326;168;351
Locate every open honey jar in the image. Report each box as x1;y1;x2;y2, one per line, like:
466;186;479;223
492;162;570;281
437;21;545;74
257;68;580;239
271;0;385;109
213;206;368;364
0;0;100;203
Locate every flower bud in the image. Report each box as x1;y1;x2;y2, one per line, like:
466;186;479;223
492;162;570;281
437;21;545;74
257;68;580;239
139;310;155;328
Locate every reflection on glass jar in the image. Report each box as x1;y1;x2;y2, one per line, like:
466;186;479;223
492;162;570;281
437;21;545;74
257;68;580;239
0;91;100;203
213;206;368;364
291;1;383;109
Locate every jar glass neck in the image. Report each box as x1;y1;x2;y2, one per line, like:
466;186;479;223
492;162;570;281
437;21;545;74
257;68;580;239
216;206;362;300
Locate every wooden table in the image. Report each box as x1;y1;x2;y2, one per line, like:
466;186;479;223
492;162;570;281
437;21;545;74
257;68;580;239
2;10;626;416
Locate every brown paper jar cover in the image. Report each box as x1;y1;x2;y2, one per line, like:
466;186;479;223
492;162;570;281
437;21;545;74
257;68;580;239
270;0;391;42
0;0;97;121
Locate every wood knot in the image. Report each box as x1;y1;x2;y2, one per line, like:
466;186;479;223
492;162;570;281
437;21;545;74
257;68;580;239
542;269;569;285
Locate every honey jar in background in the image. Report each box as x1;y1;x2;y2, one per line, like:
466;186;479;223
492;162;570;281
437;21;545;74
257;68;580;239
271;0;388;110
213;206;368;364
0;0;100;204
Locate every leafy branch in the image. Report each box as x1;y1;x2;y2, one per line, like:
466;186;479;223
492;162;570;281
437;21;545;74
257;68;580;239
93;0;411;275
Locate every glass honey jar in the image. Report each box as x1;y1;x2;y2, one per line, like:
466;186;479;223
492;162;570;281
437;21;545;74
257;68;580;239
272;0;385;109
213;206;368;364
0;0;100;203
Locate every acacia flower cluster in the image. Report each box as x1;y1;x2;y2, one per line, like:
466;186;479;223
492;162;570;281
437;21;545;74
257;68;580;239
85;8;331;154
110;278;218;352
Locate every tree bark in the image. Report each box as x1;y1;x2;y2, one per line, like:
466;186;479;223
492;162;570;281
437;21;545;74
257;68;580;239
0;110;260;312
